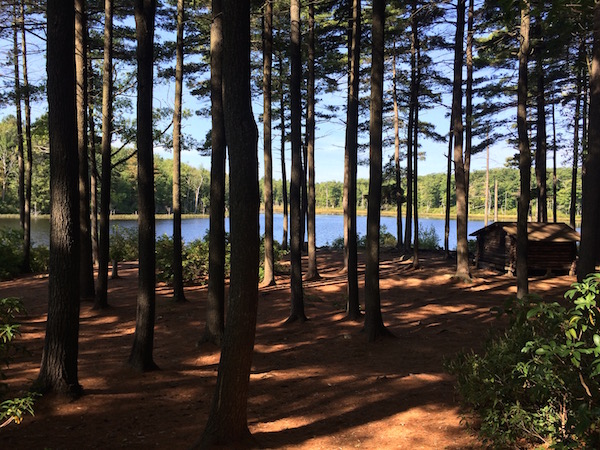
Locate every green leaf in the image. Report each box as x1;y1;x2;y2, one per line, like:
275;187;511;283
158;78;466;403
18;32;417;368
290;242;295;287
594;334;600;347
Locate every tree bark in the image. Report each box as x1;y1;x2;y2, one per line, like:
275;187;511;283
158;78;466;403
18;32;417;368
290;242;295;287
20;0;32;274
392;37;403;252
305;1;320;281
444;118;453;258
287;0;306;323
262;0;276;287
344;0;361;321
578;1;600;280
364;0;391;341
464;0;474;221
452;0;470;280
534;10;547;223
203;0;226;346
279;54;288;252
516;1;531;299
412;5;420;269
197;0;259;445
172;0;186;303
75;0;95;299
570;84;580;229
128;0;158;372
37;0;82;397
95;0;113;310
12;2;25;233
88;52;99;265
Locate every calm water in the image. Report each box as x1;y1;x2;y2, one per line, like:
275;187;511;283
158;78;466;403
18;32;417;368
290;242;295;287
0;214;485;250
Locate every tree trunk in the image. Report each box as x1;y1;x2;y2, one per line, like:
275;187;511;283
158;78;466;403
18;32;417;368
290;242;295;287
444;117;453;258
287;0;306;323
571;74;581;228
392;38;403;251
88;52;99;265
464;0;474;221
95;0;113;310
552;101;557;223
279;54;288;252
404;38;415;255
534;11;547;223
262;0;276;286
344;0;361;321
12;3;25;233
452;0;470;280
37;0;82;397
305;1;319;281
412;5;420;269
197;1;259;445
172;0;186;302
75;0;95;299
20;1;32;274
364;0;391;341
203;0;226;346
128;0;158;372
516;1;531;299
578;1;600;280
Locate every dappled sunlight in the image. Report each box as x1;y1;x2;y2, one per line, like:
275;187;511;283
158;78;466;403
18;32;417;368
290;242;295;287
0;249;576;448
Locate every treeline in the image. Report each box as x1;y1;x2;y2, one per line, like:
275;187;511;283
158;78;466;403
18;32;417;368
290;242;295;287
0;113;582;217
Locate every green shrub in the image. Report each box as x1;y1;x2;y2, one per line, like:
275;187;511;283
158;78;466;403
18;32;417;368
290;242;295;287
155;232;231;286
30;245;49;273
379;225;397;248
446;273;600;448
109;225;138;262
328;236;345;250
417;224;441;250
0;297;37;427
0;229;23;280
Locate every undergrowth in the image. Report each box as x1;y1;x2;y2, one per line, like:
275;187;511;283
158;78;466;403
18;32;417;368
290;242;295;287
446;273;600;448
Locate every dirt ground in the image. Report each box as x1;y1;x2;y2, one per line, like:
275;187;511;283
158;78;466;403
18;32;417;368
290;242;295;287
0;249;576;449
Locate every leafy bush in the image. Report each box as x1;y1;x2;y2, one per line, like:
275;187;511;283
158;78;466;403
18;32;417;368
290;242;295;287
379;225;397;248
30;245;49;273
446;273;600;448
155;232;231;286
0;297;37;427
418;224;441;250
328;236;345;250
109;225;138;262
0;229;23;280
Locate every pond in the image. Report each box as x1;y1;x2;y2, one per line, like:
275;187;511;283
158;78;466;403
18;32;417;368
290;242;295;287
0;214;486;250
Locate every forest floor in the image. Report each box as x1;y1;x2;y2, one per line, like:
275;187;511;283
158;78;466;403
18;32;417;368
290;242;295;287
0;249;576;449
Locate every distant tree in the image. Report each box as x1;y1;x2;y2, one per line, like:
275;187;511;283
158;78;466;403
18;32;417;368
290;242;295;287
452;0;470;281
203;0;226;346
287;0;306;323
578;1;600;280
262;0;276;287
533;3;547;223
196;0;259;445
344;0;361;321
516;0;531;298
364;0;391;341
19;0;32;274
37;0;82;397
75;0;95;299
95;0;113;310
128;0;158;372
172;0;186;303
305;0;320;281
11;2;24;230
278;51;289;251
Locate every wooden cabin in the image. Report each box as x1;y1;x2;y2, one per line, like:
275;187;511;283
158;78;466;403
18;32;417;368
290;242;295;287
470;222;580;275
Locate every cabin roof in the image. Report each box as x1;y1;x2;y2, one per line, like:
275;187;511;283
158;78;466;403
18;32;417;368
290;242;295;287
469;222;580;242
